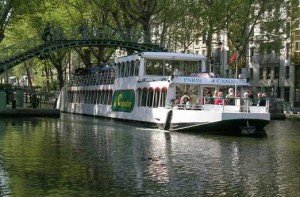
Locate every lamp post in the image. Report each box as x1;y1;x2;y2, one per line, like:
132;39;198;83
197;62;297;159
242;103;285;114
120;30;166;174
217;40;222;77
271;80;275;99
234;39;240;96
277;67;280;98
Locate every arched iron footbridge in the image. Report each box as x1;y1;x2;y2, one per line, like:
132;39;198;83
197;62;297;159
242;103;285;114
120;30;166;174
0;27;167;74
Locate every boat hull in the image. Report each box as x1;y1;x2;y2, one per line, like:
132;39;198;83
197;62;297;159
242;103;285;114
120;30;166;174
168;119;270;135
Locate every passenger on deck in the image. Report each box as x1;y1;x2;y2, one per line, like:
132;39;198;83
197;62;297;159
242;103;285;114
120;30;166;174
180;94;190;104
243;91;249;104
182;96;190;105
205;91;213;104
213;90;218;98
259;93;267;106
247;90;255;106
226;88;235;105
256;92;262;106
214;92;224;105
175;96;181;105
185;97;192;109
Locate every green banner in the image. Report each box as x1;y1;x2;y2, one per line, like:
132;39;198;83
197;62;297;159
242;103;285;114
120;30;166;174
112;90;135;112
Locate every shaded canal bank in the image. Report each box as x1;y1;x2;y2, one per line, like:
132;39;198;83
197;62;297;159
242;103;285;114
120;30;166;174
0;114;300;196
271;112;300;120
0;108;60;117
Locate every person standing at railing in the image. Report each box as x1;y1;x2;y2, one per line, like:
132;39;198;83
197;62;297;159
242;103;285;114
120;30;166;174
180;94;190;105
214;92;224;105
259;93;267;106
226;88;235;105
243;91;250;112
257;92;264;106
247;90;255;106
205;91;214;104
181;96;189;105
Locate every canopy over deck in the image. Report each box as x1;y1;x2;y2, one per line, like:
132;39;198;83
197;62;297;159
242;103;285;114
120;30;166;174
171;76;250;86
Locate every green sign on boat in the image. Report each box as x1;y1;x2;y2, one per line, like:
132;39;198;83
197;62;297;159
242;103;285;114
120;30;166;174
112;90;135;112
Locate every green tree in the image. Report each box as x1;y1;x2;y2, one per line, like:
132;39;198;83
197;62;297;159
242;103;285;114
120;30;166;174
226;0;290;66
0;0;14;42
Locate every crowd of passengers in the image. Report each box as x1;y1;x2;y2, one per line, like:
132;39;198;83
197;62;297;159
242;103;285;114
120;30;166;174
172;88;269;108
209;88;268;106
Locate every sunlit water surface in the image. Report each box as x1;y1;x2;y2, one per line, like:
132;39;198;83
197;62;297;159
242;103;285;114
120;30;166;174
0;114;300;196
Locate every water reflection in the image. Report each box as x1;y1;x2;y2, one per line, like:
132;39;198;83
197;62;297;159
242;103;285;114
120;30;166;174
0;115;300;196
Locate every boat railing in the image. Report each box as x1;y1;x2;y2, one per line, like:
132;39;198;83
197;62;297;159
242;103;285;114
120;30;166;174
69;70;115;87
166;97;270;113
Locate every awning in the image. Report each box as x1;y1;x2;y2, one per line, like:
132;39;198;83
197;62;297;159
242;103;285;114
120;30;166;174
171;76;250;86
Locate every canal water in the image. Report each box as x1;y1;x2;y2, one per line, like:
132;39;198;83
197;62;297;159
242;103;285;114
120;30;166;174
0;114;299;196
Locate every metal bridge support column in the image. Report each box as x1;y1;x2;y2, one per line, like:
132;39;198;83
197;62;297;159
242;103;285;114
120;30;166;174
16;89;24;107
0;91;7;111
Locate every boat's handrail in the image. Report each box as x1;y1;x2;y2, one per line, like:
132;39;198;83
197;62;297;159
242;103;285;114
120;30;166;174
166;97;270;113
68;69;115;87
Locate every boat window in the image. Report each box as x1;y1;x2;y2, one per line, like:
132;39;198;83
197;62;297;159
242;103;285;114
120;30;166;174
124;61;129;77
86;90;89;104
136;87;167;108
104;90;108;104
77;91;81;103
165;60;199;76
75;91;79;103
147;89;154;107
83;91;86;103
184;61;199;75
93;90;97;104
78;92;81;103
95;90;99;104
153;88;160;108
84;91;87;103
81;91;84;103
90;90;93;104
145;59;164;76
134;60;140;76
107;90;112;105
98;91;103;104
73;92;76;103
86;91;90;104
127;61;131;76
116;63;120;78
164;60;180;76
71;91;74;103
160;88;167;107
130;60;135;76
120;62;125;77
106;90;110;105
141;88;148;106
137;88;142;106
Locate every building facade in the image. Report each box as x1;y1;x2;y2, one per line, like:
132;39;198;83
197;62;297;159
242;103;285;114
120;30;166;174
186;2;298;108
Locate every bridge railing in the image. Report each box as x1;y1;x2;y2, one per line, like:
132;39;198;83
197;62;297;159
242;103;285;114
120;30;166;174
0;26;164;63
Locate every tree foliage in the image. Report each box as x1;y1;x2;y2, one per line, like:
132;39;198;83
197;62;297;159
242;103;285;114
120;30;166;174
0;0;293;89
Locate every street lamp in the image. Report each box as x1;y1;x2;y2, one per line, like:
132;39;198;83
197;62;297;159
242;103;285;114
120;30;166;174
234;39;240;97
271;80;275;99
217;40;222;77
276;66;280;98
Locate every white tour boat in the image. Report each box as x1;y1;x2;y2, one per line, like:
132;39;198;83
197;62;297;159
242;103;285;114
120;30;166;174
56;52;270;135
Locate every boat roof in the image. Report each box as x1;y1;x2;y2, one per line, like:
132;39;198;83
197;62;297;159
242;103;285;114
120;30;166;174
140;52;206;61
115;52;206;62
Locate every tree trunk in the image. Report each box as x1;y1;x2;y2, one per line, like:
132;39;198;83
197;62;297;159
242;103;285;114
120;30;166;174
206;26;213;73
24;62;33;88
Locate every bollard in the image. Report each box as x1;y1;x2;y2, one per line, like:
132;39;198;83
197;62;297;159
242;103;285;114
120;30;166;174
31;94;37;108
12;99;16;109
